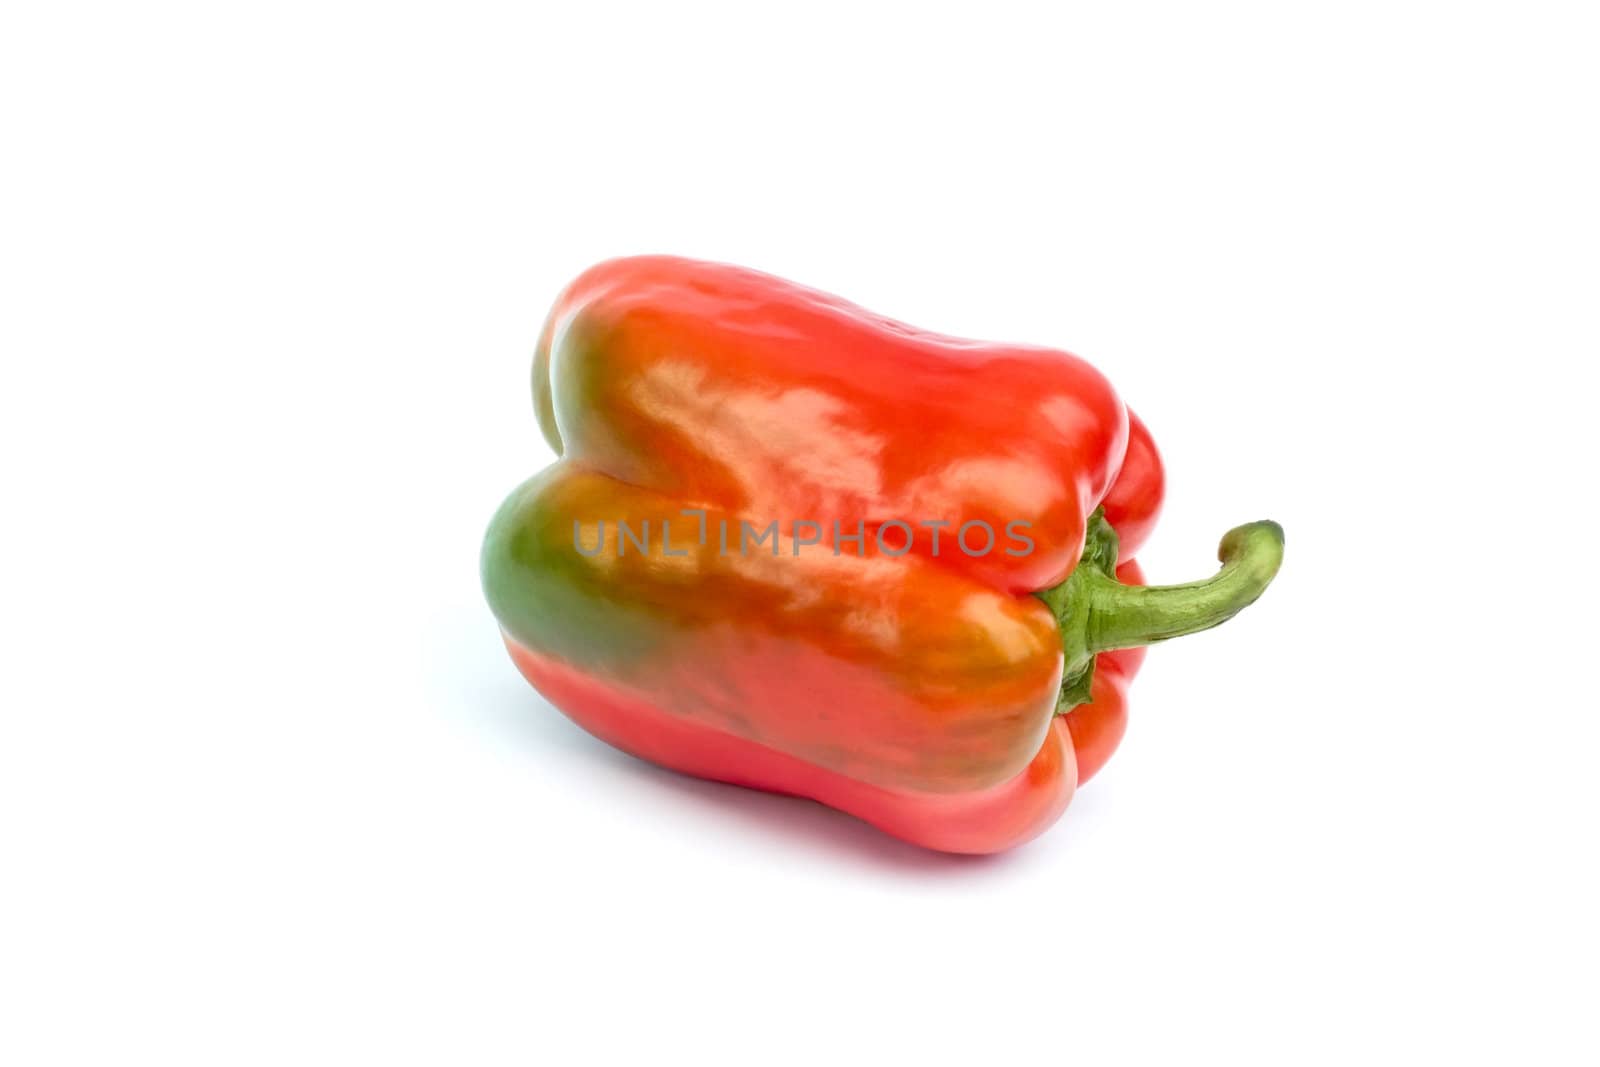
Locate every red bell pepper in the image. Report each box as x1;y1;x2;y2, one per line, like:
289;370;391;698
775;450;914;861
483;255;1283;853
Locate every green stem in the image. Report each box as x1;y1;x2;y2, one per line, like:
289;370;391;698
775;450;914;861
1036;511;1284;711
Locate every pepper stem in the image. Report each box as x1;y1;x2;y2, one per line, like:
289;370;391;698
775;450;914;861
1036;511;1284;711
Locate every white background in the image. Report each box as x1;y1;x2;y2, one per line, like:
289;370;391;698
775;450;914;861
3;2;1598;1063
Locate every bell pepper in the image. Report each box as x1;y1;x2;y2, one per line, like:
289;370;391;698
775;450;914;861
482;255;1283;853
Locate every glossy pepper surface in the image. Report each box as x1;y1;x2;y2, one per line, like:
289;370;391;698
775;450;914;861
483;256;1283;853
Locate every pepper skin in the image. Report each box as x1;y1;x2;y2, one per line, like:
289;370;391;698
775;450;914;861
483;256;1283;853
